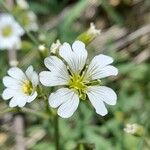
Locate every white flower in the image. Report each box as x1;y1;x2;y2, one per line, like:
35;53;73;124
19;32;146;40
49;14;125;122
16;0;29;10
2;66;39;107
21;11;38;32
40;41;118;118
0;13;24;50
124;124;138;134
124;123;144;137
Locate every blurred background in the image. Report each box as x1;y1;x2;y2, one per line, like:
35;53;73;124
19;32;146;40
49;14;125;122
0;0;150;149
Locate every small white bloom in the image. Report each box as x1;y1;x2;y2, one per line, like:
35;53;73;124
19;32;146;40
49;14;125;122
38;44;46;52
2;66;39;107
21;11;38;32
16;0;29;10
124;124;138;134
124;123;144;136
40;40;118;118
0;13;24;50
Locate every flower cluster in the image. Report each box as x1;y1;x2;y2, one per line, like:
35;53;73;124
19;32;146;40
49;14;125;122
0;13;24;50
2;40;118;118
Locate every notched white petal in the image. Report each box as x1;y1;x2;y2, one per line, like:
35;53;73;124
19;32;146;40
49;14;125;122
2;88;14;100
87;86;117;116
49;88;79;118
87;86;117;105
44;56;69;81
87;89;108;116
40;71;68;87
8;67;26;81
57;94;79;118
90;65;118;79
49;88;73;108
27;91;37;103
9;97;18;107
25;65;34;79
84;54;117;81
3;76;22;88
31;72;39;87
59;41;87;74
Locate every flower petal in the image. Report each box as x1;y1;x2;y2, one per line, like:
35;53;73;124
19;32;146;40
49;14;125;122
49;88;73;108
25;65;34;80
9;97;18;107
84;54;116;80
59;41;87;74
44;56;69;82
9;95;26;107
86;87;108;116
25;66;39;86
31;72;39;87
40;70;69;87
87;86;117;116
3;76;22;88
27;91;37;103
2;88;15;100
87;86;117;115
49;88;79;118
16;96;27;107
90;65;118;80
8;67;26;81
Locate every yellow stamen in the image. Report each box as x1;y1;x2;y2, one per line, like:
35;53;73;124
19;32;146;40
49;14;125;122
2;25;12;37
22;80;33;95
69;74;87;100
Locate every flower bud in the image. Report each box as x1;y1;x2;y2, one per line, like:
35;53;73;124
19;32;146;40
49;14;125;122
50;40;61;55
9;60;19;67
124;123;144;137
38;44;48;58
77;23;101;45
38;44;46;52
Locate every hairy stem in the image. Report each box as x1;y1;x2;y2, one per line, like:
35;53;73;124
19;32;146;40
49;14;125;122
54;114;60;150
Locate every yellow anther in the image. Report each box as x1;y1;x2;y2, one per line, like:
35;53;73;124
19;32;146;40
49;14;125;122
69;74;87;99
22;80;33;95
2;25;12;37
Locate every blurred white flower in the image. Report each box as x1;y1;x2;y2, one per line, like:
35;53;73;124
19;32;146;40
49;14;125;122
40;40;118;118
0;13;24;50
2;66;39;107
124;123;144;136
38;44;46;52
21;11;38;32
16;0;29;10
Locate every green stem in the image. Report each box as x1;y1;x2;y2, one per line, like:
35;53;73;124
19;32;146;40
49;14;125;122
0;108;13;116
22;107;49;119
144;138;150;149
0;107;49;119
100;0;124;26
54;114;59;150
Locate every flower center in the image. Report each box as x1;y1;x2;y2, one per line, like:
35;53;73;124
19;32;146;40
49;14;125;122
2;25;13;37
22;80;33;95
69;74;87;100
